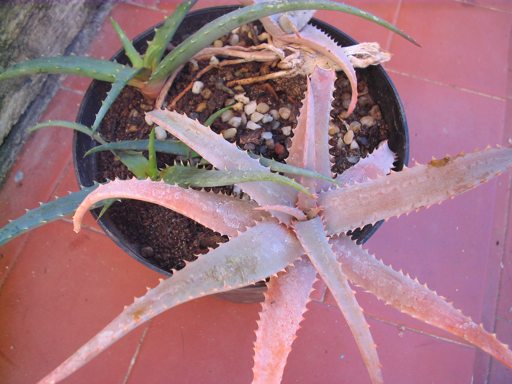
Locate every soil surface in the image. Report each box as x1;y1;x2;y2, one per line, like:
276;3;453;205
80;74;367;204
96;23;390;273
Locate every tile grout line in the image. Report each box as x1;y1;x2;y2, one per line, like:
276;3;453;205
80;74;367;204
121;323;151;384
452;0;512;15
386;68;508;102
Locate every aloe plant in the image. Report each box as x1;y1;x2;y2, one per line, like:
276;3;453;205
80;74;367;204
3;3;511;384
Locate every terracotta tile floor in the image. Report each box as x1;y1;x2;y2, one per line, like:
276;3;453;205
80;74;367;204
1;0;511;383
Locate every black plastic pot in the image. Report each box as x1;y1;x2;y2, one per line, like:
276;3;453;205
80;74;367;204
74;6;409;303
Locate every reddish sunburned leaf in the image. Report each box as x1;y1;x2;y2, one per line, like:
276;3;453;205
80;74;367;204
336;140;395;186
330;235;512;369
278;25;358;115
294;217;383;384
146;110;297;222
73;178;267;237
320;146;512;235
38;222;303;384
252;258;316;384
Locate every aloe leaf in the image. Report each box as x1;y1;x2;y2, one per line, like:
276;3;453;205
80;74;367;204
73;178;267;237
28;120;106;144
84;139;199;158
116;151;149;179
97;199;116;220
150;0;418;84
0;56;129;83
204;105;234;127
0;186;100;246
39;222;302;384
146;127;159;180
143;0;198;70
110;18;143;68
161;165;313;197
91;67;140;132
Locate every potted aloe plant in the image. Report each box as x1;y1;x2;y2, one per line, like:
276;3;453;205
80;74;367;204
0;1;511;384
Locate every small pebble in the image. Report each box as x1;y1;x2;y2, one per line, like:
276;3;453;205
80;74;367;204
229;33;240;46
201;88;212;99
141;246;154;258
224;98;235;106
241;112;247;126
195;102;207;113
350;140;360;150
347;155;360;164
256;102;270;114
265;138;275;149
281;125;292;136
234;94;250;104
228;116;242;128
261;114;273;124
251;112;264;123
221;109;234;123
274;143;285;156
232;102;244;111
337;138;344;150
14;170;24;185
127;125;138;133
209;56;219;65
343;130;355;145
192;81;204;94
360;116;376;127
285;137;293;148
234;85;245;93
244;100;257;115
369;105;382;120
222;127;237;140
244;143;256;151
270;121;280;130
358;95;372;107
155;126;167;141
279;107;291;120
269;109;279;120
129;109;139;118
261;131;273;140
342;99;351;110
213;39;223;48
349;121;362;132
246;121;261;130
329;124;340;136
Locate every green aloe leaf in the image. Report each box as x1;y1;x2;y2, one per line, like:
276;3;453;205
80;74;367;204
143;0;198;70
91;67;140;132
117;151;149;179
111;18;144;68
256;156;337;185
150;0;418;84
28;120;106;144
146;127;159;180
0;56;130;83
84;139;199;158
161;165;313;196
0;186;101;246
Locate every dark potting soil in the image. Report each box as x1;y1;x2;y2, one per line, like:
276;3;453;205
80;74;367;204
96;27;390;273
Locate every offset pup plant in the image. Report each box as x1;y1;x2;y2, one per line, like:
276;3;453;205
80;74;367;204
0;2;511;384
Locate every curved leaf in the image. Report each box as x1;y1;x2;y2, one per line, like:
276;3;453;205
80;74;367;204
111;18;143;68
0;56;128;83
84;139;198;158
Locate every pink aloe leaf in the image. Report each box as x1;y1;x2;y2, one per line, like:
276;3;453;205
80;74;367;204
320;146;512;235
252;257;316;384
278;25;358;115
73;178;268;238
330;234;512;368
336;140;395;186
294;217;383;384
146;109;297;222
38;222;303;384
287;66;335;184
